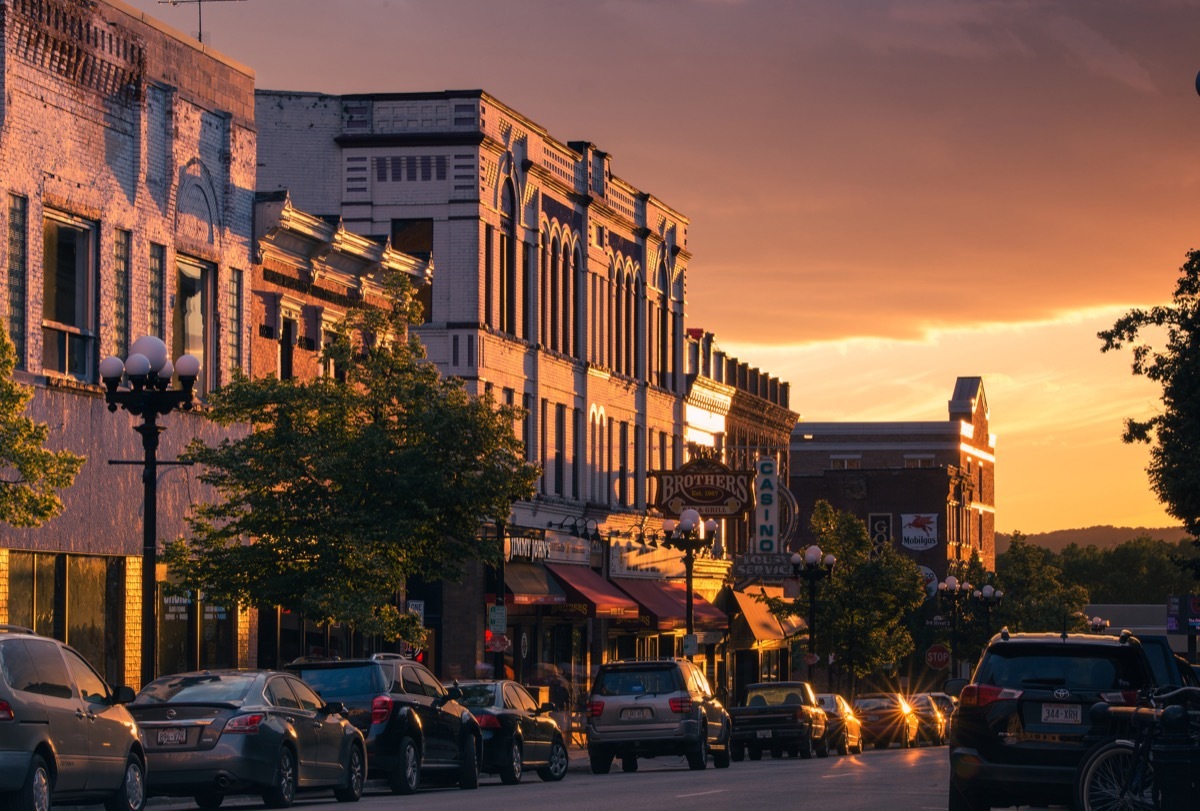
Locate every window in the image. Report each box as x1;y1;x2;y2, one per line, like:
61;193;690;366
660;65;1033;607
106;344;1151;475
175;256;216;393
830;456;861;470
63;648;109;704
288;678;324;711
904;456;934;468
227;269;243;373
619;421;629;507
484;225;494;328
8;195;28;367
554;403;566;497
266;678;301;709
149;243;166;338
391;219;433;261
280;317;296;380
43;210;97;380
113;229;131;360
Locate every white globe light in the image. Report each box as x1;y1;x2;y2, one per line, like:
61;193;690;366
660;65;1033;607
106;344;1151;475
124;353;151;376
679;508;700;533
823;553;836;568
175;353;201;378
130;336;168;373
944;575;959;591
982;585;995;598
158;359;174;380
804;545;821;565
790;552;803;566
99;356;125;380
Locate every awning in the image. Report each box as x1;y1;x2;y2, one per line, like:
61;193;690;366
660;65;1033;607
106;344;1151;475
611;577;727;632
504;562;566;605
728;585;806;650
544;563;639;619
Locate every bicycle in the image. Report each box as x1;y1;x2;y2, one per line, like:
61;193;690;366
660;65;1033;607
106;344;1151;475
1075;685;1200;811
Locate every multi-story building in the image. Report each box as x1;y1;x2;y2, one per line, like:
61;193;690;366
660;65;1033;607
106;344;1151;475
0;0;256;687
788;376;997;578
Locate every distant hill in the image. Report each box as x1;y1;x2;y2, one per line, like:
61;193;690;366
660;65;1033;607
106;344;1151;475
996;526;1192;554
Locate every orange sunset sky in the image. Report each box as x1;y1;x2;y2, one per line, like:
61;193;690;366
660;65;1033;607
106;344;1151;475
122;0;1200;535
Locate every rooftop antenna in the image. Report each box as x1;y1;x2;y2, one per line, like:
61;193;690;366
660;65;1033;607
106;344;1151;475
158;0;247;44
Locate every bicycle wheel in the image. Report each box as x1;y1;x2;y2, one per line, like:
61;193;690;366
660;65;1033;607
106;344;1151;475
1076;739;1157;811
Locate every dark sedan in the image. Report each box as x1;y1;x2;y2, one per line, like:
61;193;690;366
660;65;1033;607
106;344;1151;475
455;680;569;784
815;693;863;755
129;670;365;809
852;692;919;749
907;693;948;745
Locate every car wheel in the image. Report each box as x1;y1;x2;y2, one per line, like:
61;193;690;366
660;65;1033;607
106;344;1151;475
730;741;745;762
836;731;849;757
334;743;365;802
712;745;731;769
748;746;763;761
193;792;223;810
797;735;814;760
388;736;420;795
589;750;613;775
949;779;991;811
458;736;480;790
536;738;569;782
104;755;146;811
686;728;709;771
262;747;296;809
499;737;523;785
15;754;51;811
815;734;830;758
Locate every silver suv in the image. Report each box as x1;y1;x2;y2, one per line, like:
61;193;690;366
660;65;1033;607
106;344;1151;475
584;658;731;773
0;624;146;811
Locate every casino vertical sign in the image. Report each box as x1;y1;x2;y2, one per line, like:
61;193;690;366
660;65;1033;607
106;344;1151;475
754;456;780;553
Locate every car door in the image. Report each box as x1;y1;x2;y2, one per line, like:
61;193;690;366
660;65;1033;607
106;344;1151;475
287;676;346;782
396;665;447;764
689;665;723;746
20;639;91;792
61;647;128;792
413;665;459;764
264;675;322;785
506;683;547;762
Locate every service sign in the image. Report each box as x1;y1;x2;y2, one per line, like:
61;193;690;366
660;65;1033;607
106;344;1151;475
901;514;939;551
753;456;780;553
649;456;754;518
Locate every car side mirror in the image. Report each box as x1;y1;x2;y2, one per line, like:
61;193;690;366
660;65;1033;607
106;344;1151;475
444;685;463;701
323;701;347;716
943;678;968;698
112;685;136;705
539;702;555;714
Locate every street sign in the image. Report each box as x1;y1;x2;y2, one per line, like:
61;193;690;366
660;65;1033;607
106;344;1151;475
485;633;511;653
926;644;950;670
406;599;425;626
683;634;698;656
488;604;507;635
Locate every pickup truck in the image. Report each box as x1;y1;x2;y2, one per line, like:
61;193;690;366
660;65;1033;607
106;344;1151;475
728;680;828;761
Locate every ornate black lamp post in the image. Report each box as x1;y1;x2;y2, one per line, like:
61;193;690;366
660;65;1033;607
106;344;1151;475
1089;616;1110;634
100;336;200;688
971;583;1004;640
790;544;836;680
661;508;721;653
938;575;972;678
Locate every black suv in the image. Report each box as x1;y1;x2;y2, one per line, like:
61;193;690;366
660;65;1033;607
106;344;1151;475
585;658;731;773
944;629;1156;811
285;655;481;794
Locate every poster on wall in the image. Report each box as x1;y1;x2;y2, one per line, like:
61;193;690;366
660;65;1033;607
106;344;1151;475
901;514;939;551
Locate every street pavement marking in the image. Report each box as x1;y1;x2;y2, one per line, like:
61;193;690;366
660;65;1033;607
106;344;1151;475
677;790;728;798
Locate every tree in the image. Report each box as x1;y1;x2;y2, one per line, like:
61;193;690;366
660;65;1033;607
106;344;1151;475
1059;536;1198;603
1099;250;1200;542
995;532;1090;634
163;277;539;641
0;324;83;526
763;501;926;692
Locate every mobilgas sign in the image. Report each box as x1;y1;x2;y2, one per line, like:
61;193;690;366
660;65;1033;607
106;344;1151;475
650;456;754;518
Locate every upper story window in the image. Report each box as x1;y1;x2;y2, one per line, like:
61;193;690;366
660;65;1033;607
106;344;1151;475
829;455;861;470
904;456;935;468
42;210;97;381
175;256;217;394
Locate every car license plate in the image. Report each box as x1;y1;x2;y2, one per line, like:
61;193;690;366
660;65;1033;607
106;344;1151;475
757;730;771;739
156;727;187;745
622;708;648;720
1041;704;1082;724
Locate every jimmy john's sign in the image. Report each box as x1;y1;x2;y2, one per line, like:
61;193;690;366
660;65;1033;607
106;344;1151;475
649;457;754;518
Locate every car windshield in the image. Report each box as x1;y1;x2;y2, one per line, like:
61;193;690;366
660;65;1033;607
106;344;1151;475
816;694;837;710
975;645;1147;690
134;673;255;704
855;696;899;711
458;684;497;708
744;685;807;706
292;666;383;696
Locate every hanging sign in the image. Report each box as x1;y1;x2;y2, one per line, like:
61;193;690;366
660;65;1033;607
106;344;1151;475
754;456;779;553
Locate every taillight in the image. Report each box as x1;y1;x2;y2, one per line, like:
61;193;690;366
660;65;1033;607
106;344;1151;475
0;700;13;721
669;696;693;714
224;713;265;734
586;700;605;718
475;713;501;729
371;695;393;725
1100;691;1139;705
959;684;1023;707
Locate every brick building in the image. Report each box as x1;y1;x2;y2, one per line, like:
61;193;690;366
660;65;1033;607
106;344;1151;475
789;376;996;578
0;0;255;687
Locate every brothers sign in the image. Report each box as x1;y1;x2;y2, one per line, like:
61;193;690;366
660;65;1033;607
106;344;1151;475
649;456;754;518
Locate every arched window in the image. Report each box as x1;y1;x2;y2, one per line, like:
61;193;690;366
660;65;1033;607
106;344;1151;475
624;271;634;377
549;235;561;352
563;241;575;358
614;271;625;375
539;229;549;346
499;183;517;335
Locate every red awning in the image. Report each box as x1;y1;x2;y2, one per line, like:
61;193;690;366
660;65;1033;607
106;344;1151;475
611;577;727;632
544;563;640;620
504;562;566;605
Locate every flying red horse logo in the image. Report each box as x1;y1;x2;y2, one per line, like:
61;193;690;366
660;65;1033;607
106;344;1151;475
904;514;936;536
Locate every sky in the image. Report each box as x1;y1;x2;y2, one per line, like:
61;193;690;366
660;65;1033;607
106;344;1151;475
120;0;1200;535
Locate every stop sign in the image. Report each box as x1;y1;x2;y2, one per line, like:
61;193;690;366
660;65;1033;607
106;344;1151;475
926;644;950;670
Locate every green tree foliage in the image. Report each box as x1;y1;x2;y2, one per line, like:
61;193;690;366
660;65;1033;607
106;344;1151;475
763;501;926;688
0;325;83;526
1100;250;1200;542
163;277;539;642
1057;536;1196;604
995;532;1091;634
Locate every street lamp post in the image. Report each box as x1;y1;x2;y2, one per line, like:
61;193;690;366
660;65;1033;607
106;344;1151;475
790;545;836;681
100;336;201;688
1089;616;1110;634
661;508;721;656
938;575;972;678
971;583;1004;640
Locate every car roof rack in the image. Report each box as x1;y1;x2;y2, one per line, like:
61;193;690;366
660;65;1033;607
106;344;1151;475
0;624;36;635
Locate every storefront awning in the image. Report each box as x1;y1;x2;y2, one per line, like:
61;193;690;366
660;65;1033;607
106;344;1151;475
729;585;805;650
544;563;639;619
611;577;727;632
504;562;566;605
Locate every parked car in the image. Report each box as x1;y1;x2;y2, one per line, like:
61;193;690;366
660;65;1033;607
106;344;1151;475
285;655;480;794
454;680;568;784
727;681;827;760
0;624;146;811
129;669;364;809
585;658;732;773
815;693;863;755
944;629;1156;811
924;691;956;736
852;692;918;749
907;692;948;745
